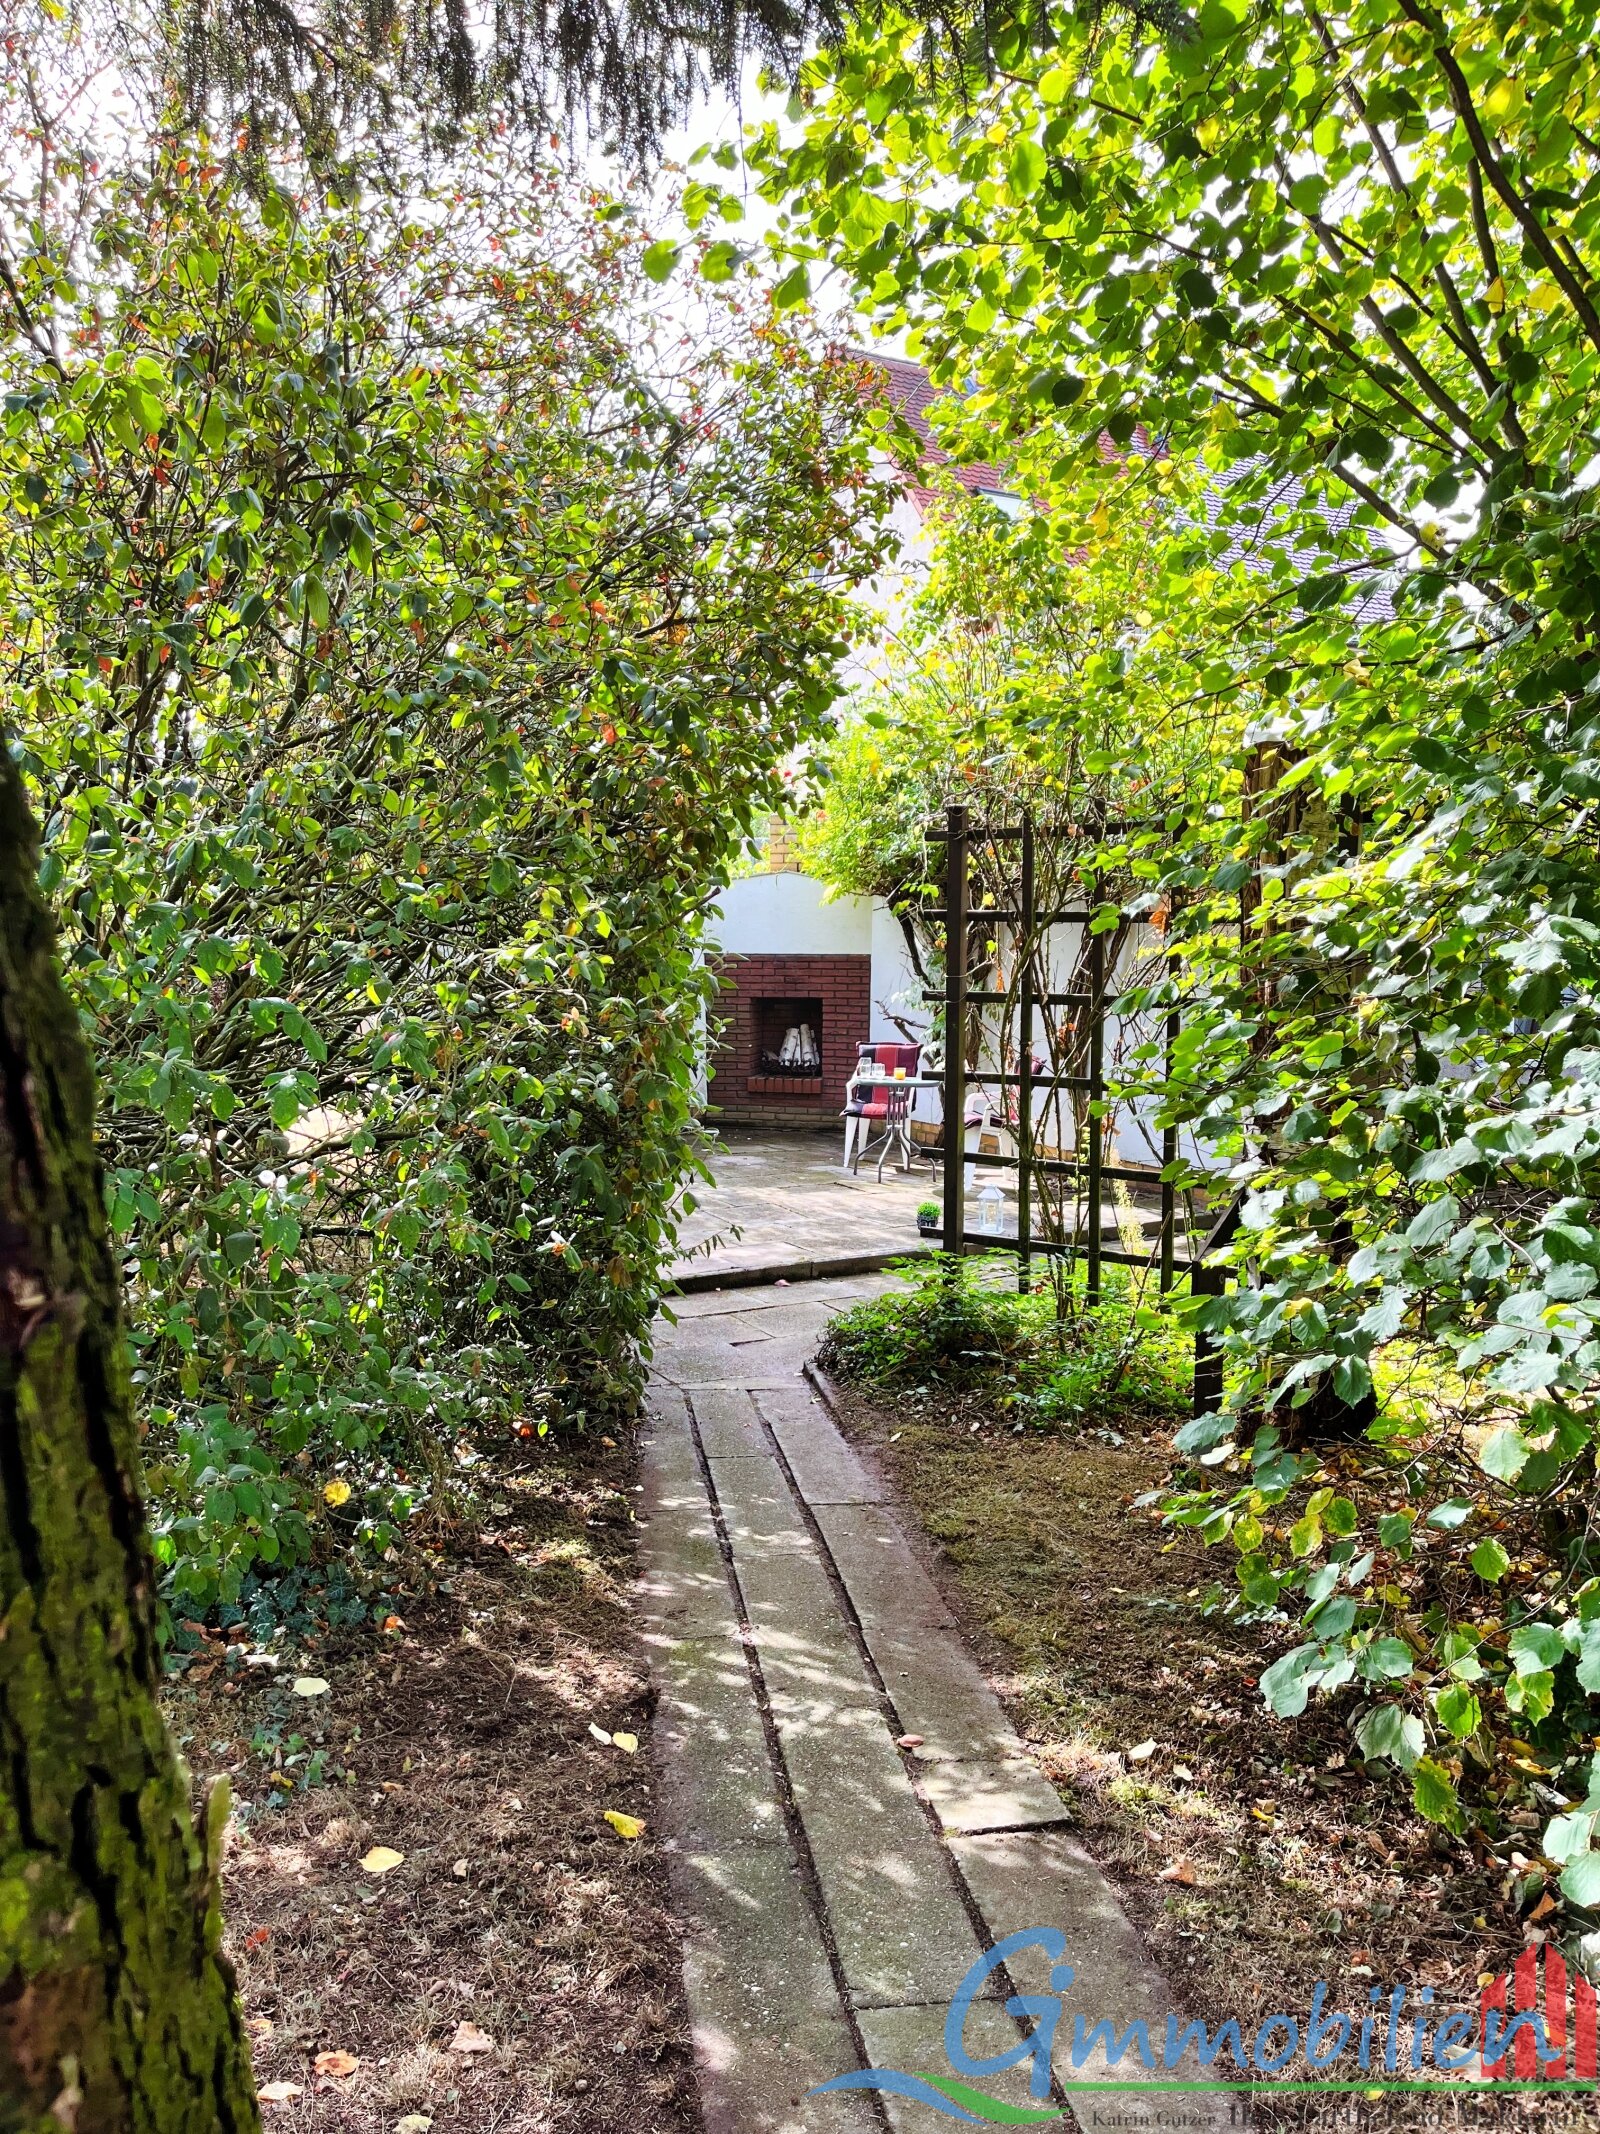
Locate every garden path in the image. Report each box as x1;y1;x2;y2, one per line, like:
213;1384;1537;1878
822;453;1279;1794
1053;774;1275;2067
640;1275;1238;2133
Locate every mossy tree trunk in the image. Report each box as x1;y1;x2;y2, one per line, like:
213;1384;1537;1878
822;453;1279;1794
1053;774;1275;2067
0;741;260;2132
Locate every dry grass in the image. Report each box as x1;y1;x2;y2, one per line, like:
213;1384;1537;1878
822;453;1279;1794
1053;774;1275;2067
165;1432;696;2134
824;1377;1600;2133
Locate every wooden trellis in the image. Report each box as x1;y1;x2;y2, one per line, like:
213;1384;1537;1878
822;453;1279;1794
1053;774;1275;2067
922;802;1230;1418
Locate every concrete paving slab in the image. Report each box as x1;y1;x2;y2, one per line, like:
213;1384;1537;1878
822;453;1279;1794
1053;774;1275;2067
666;1847;880;2134
855;2001;1057;2132
949;1831;1242;2133
758;1680;990;2006
758;1386;891;1506
859;1622;1026;1765
654;1630;789;1851
809;1503;957;1631
919;1759;1073;1837
669;1275;902;1322
663;1334;857;1386
638;1415;735;1631
671;1129;941;1292
694;1385;776;1459
704;1452;807;1536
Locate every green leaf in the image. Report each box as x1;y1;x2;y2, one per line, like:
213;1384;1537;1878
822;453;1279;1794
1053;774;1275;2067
1353;1703;1424;1768
1434;1683;1481;1740
1470;1537;1509;1581
1426;1498;1474;1530
1363;1636;1415;1679
1561;1853;1600;1909
641;240;682;283
1332;1356;1371;1405
700;239;743;283
1543;1810;1596;1864
1259;1642;1319;1718
1508;1622;1565;1674
1308;1593;1355;1638
1479;1427;1530;1482
1378;1510;1414;1555
1411;1758;1465;1836
1289;1513;1322;1557
1406;1196;1459;1251
1008;136;1047;196
1505;1669;1556;1722
772;264;812;313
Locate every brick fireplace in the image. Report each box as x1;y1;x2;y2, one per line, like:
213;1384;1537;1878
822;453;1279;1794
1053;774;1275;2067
708;953;871;1127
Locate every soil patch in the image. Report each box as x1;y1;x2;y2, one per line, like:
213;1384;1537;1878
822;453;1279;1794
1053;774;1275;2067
820;1371;1595;2132
165;1430;697;2134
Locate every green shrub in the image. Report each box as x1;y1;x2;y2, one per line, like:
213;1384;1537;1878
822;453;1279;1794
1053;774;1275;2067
3;142;889;1611
821;1255;1190;1421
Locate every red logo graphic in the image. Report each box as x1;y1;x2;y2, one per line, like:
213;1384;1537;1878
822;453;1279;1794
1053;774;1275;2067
1481;1945;1598;2079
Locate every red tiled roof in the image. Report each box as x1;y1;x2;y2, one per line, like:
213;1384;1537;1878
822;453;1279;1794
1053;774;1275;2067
849;349;1009;509
849;350;1163;508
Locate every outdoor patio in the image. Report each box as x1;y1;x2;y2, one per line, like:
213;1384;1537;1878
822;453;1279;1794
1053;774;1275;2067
669;1126;1178;1293
670;1126;940;1290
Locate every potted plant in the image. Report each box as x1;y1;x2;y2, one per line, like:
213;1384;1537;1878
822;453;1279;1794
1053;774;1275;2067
916;1200;941;1237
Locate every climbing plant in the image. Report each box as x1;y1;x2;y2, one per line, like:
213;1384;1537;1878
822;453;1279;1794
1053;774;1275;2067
798;456;1250;963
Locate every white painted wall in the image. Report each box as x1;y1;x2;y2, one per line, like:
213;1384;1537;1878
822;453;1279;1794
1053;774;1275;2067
708;872;873;956
868;902;924;1044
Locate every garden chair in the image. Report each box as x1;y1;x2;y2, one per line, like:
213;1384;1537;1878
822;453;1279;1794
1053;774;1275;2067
872;1081;916;1182
843;1041;923;1170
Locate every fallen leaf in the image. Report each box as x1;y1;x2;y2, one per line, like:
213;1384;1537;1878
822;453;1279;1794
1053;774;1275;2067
397;2119;433;2133
244;1927;271;1951
896;1735;925;1749
314;2051;358;2078
603;1810;646;1840
1172;1765;1194;1784
1159;1860;1197;1886
323;1479;352;1507
1528;1892;1558;1924
258;2082;303;2105
611;1731;638;1755
452;1857;468;1878
360;1845;405;1875
1128;1740;1157;1763
588;1723;612;1745
448;2021;494;2054
292;1676;330;1698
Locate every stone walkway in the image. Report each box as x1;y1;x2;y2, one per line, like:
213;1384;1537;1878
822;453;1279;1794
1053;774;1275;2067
671;1130;938;1292
641;1277;1239;2134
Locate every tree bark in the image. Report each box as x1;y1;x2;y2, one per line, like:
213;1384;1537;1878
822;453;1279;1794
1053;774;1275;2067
0;740;260;2132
